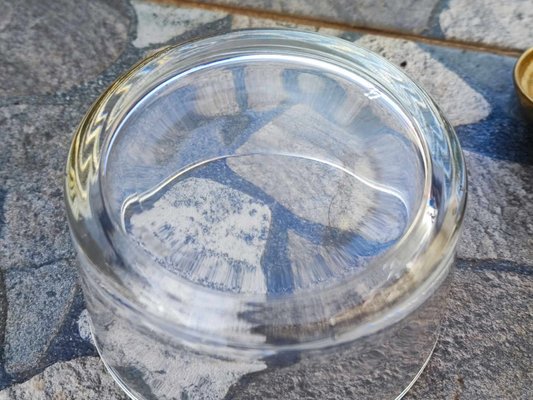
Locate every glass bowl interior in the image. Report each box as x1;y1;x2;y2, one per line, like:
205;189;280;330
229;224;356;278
101;50;426;297
67;30;466;350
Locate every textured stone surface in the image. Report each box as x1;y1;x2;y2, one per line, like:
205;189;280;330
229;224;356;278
40;291;99;378
354;35;491;126
440;0;533;50
0;357;128;400
419;43;533;165
77;309;93;344
0;0;130;97
406;260;533;399
132;0;227;47
0;1;531;398
0;104;83;270
0;102;97;386
198;0;533;50
231;14;302;29
4;260;78;374
197;0;440;33
459;151;533;264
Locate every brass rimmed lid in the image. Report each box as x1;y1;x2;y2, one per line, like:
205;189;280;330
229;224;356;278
514;48;533;119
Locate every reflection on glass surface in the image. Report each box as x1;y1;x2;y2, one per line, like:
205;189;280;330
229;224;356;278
116;63;422;297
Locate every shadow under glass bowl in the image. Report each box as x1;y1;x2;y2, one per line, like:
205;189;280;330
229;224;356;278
65;29;467;400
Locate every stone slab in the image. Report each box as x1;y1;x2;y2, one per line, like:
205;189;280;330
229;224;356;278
194;0;533;50
3;261;78;375
195;0;440;35
406;260;533;399
0;104;83;270
0;0;131;97
0;357;128;400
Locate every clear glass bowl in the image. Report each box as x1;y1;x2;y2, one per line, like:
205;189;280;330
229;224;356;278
65;30;467;400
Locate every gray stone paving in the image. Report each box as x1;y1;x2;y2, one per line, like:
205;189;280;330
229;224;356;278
0;0;131;97
196;0;441;34
0;0;531;398
4;260;78;375
439;0;533;50
459;151;533;264
406;260;533;400
132;0;227;47
0;105;82;270
0;357;129;400
196;0;533;50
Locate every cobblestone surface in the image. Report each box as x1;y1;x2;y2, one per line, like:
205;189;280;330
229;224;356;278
0;0;131;97
0;1;530;398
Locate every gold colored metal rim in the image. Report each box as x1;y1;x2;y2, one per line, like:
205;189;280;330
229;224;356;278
514;47;533;104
